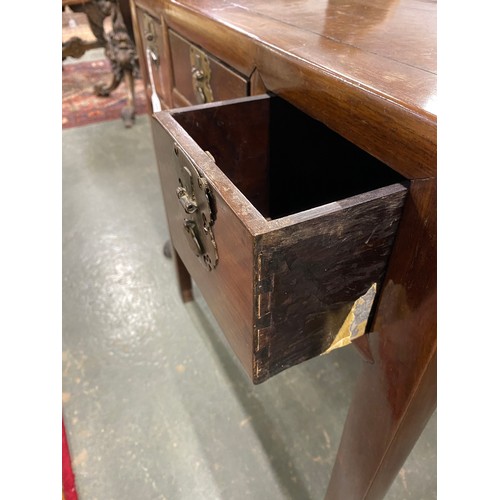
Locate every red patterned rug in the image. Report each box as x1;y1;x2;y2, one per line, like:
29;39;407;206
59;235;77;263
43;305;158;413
62;59;148;129
63;418;78;500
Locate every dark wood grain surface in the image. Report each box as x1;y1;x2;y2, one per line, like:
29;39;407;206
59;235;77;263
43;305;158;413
133;6;173;108
172;96;271;216
255;183;407;382
151;112;258;378
161;0;436;178
152;95;409;384
131;1;437;497
169;30;249;105
326;178;436;499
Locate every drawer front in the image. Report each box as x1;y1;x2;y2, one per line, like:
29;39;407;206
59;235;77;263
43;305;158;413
135;8;170;107
151;95;408;384
169;30;249;107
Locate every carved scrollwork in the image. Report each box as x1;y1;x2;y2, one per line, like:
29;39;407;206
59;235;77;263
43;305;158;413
63;0;140;127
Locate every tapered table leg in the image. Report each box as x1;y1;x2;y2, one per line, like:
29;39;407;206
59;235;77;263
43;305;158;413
325;178;436;500
163;240;172;259
172;247;194;303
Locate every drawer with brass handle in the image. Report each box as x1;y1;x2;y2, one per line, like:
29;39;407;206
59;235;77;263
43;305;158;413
151;94;408;384
135;8;171;109
168;30;249;107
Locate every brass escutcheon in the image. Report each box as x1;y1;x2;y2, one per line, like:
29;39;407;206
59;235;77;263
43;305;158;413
173;143;218;271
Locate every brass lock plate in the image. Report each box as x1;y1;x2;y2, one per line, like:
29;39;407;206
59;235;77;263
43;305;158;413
172;143;218;271
189;45;214;104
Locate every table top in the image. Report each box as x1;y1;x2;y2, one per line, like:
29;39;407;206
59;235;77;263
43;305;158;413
161;0;437;178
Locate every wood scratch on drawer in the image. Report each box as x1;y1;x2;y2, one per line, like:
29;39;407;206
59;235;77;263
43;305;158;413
256;290;272;355
254;326;271;381
257;291;271;320
257;252;263;283
256;252;273;321
256;326;270;353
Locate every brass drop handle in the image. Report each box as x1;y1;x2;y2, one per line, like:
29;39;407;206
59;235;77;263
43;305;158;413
183;219;204;256
190;46;213;104
191;67;207;103
195;86;207;104
192;68;204;81
149;47;159;64
176;187;198;214
144;16;159;63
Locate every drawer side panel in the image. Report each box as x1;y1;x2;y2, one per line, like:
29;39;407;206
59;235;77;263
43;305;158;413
151;115;255;378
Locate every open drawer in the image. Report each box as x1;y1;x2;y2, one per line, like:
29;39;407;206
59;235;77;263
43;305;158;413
151;94;408;384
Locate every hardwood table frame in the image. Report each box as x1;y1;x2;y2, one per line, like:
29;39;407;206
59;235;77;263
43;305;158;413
130;1;437;498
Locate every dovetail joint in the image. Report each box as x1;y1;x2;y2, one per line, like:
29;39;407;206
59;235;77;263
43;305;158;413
254;252;273;381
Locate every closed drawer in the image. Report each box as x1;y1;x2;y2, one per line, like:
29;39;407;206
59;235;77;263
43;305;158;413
135;8;170;107
169;30;249;107
151;94;408;384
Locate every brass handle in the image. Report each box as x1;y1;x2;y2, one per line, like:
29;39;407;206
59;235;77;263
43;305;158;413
143;16;159;65
191;68;207;103
195;86;207;104
190;46;213;104
192;68;204;81
176;187;198;214
173;143;218;271
149;47;159;64
183;219;204;256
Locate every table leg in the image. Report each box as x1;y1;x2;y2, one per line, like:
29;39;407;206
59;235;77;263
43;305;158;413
163;240;172;259
325;178;436;500
172;247;194;303
94;2;140;127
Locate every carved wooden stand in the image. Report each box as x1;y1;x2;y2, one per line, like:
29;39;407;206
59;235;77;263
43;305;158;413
62;0;140;127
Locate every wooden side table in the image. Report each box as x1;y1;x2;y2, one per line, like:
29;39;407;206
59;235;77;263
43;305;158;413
131;2;437;498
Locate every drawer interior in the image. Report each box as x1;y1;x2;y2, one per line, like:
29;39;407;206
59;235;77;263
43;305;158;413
171;95;406;220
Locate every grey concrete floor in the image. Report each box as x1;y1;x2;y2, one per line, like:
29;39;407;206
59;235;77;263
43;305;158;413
62;116;436;500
